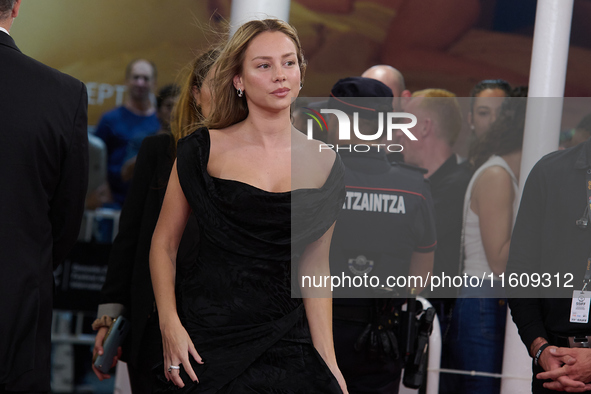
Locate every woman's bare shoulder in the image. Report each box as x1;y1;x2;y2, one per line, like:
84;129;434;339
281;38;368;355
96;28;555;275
292;130;337;188
293;130;336;165
473;166;515;200
478;165;513;183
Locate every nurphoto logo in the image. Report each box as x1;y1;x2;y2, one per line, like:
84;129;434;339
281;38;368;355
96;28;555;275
304;108;418;152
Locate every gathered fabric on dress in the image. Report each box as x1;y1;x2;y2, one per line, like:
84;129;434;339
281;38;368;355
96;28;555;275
152;128;346;393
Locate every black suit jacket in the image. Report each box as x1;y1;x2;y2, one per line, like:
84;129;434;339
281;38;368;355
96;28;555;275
0;32;88;391
99;133;199;368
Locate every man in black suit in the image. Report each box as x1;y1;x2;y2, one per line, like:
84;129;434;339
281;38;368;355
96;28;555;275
0;1;88;392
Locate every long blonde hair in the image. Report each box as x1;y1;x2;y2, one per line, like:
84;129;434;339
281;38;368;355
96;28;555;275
171;48;220;147
205;19;306;130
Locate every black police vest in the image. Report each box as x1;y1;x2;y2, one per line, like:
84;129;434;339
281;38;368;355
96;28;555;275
330;150;432;300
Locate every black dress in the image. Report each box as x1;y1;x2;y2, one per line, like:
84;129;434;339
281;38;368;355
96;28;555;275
153;128;346;393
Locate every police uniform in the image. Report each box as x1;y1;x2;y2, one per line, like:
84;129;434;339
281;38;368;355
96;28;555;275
331;149;437;393
322;77;437;393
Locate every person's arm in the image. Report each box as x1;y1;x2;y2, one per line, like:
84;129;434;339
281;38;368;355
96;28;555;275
299;223;348;394
470;166;515;276
91;324;122;380
50;81;89;268
408;251;434;294
150;160;202;387
92;136;162;379
410;179;436;293
506;161;547;347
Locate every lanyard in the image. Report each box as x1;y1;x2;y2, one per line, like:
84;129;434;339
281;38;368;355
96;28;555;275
583;258;591;291
583;170;591;290
587;169;591;214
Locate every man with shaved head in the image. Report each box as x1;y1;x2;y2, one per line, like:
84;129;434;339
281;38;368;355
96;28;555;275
362;65;413;162
362;65;411;111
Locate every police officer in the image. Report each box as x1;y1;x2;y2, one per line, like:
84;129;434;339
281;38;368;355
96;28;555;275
326;77;437;394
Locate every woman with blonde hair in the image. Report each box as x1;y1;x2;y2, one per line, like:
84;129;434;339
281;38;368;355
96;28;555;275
171;48;219;143
150;19;347;393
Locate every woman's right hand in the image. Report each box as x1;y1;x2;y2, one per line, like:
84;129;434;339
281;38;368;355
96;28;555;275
160;317;204;387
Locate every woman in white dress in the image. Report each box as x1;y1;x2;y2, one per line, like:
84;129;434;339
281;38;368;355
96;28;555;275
447;98;526;394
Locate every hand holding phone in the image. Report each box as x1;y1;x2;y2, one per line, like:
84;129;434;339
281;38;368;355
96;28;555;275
92;326;113;380
93;316;130;374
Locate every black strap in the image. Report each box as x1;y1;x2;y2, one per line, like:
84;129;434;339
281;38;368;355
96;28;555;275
585;258;591;284
534;343;550;366
586;169;591;216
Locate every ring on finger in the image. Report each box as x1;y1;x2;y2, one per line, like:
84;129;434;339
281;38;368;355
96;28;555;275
167;365;181;372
